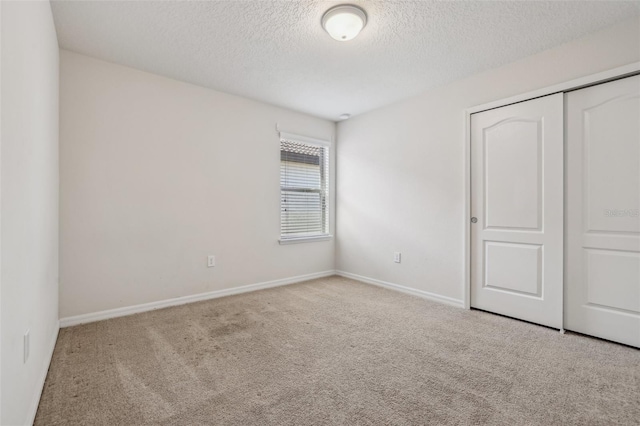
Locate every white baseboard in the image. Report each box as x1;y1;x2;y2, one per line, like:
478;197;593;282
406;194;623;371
59;270;336;328
335;270;465;309
27;320;60;426
59;269;464;327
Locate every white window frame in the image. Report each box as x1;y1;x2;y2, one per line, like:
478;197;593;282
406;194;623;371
278;132;332;245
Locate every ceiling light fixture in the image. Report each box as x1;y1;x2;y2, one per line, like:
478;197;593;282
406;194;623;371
321;5;367;41
339;113;351;120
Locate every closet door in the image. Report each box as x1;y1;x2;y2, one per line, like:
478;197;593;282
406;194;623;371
471;93;564;329
565;75;640;348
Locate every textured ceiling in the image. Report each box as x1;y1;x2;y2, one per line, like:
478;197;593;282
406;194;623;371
51;1;640;120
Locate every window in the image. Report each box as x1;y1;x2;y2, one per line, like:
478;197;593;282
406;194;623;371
280;133;330;243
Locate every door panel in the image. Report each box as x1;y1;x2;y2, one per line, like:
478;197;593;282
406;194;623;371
565;75;640;347
584;94;639;234
471;93;563;329
585;249;640;314
485;120;542;230
485;242;542;297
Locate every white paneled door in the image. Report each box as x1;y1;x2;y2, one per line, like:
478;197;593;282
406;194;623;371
471;93;564;329
565;75;640;348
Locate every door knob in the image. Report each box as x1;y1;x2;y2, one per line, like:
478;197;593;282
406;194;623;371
471;217;478;223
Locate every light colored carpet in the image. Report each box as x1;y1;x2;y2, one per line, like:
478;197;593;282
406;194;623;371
36;276;639;425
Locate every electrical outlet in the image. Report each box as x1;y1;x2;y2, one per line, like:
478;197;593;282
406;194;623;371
24;330;30;363
207;255;215;267
394;252;401;263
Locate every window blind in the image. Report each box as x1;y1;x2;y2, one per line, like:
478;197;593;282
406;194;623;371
280;138;329;239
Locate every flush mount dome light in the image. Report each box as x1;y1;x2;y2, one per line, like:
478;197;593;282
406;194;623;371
322;5;367;41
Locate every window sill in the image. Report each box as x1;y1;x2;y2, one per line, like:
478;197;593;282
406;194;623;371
278;235;333;245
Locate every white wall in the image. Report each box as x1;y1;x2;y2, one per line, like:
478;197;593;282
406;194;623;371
1;1;60;425
1;2;3;422
336;17;640;303
59;50;335;319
